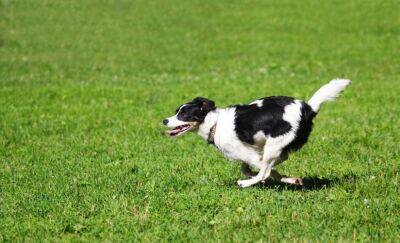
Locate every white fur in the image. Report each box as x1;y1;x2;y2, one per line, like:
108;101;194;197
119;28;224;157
253;131;266;147
165;105;188;128
250;99;263;107
308;79;351;112
197;109;219;140
283;100;302;130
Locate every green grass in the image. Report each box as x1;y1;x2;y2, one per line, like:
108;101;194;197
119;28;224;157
1;0;399;241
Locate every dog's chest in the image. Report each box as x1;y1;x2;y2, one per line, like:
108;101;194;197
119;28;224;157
213;109;261;163
214;134;242;161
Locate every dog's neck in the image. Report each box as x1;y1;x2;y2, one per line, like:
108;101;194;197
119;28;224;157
197;109;220;141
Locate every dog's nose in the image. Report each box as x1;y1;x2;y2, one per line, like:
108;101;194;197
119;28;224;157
162;119;168;125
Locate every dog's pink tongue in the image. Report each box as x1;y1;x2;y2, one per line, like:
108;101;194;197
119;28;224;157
167;128;181;136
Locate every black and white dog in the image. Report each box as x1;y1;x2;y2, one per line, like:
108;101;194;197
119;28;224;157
163;79;350;187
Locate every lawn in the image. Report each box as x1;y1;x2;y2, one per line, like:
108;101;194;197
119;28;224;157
0;0;399;241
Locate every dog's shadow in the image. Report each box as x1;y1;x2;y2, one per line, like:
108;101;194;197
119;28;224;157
258;176;337;191
226;174;356;191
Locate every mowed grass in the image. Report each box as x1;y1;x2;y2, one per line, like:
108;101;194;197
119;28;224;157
1;0;399;241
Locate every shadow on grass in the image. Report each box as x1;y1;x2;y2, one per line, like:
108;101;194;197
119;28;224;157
258;177;337;191
225;174;357;191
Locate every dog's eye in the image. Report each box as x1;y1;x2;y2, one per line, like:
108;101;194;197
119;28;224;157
180;111;186;115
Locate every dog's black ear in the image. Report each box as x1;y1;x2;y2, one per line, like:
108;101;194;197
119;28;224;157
192;97;216;113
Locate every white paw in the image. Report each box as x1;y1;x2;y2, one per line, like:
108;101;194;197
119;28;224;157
237;179;252;188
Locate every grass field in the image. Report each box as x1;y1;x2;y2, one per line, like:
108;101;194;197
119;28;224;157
1;0;399;241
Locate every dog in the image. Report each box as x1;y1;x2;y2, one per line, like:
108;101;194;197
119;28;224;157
163;79;350;187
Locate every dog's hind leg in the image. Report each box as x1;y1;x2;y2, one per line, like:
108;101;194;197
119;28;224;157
241;163;258;178
270;169;303;185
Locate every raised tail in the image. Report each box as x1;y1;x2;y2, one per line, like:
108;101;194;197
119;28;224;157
308;79;351;112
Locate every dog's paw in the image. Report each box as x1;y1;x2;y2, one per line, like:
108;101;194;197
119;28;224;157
295;178;304;186
237;179;251;188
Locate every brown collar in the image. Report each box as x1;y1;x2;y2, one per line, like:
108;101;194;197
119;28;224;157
207;123;217;144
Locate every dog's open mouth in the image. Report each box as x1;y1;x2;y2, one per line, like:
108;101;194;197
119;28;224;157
166;124;192;137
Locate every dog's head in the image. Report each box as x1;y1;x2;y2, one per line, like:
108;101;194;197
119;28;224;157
163;97;216;137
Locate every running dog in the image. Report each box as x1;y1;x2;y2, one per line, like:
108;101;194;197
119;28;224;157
163;79;350;187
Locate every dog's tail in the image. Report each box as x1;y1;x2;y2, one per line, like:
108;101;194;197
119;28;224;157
308;79;351;112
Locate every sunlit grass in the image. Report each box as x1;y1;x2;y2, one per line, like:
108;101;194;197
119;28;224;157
0;0;399;241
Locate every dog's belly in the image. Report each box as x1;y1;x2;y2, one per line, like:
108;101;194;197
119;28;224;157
215;138;262;168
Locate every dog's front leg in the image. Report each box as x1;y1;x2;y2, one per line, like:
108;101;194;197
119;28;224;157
237;162;272;188
240;163;258;178
237;143;283;187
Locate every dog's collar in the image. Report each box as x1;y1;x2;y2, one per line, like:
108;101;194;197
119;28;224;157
207;123;217;145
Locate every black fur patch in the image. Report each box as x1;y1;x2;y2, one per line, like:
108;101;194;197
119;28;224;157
234;96;296;145
175;97;216;123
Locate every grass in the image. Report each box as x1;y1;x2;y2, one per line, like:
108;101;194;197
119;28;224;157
0;0;399;241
